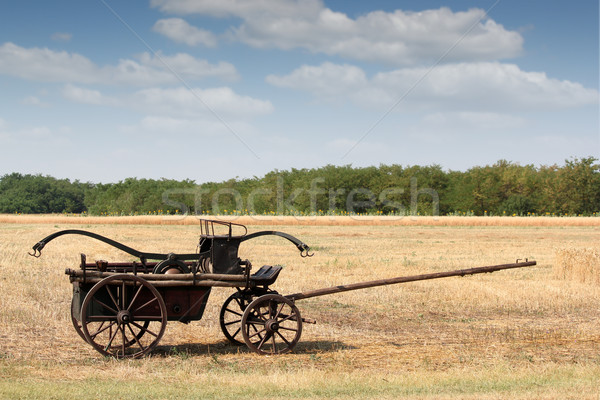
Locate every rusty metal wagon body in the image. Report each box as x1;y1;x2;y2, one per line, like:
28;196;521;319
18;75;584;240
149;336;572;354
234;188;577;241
30;219;536;359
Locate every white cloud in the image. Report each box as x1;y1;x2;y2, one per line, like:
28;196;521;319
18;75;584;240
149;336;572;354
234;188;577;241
266;62;367;99
137;51;239;81
0;42;100;84
0;42;238;85
20;96;50;108
152;1;523;65
0;123;55;143
132;86;274;118
153;18;218;47
120;115;253;139
151;0;323;18
373;62;599;110
62;84;119;106
62;84;273;119
267;62;599;112
421;112;526;131
51;32;72;42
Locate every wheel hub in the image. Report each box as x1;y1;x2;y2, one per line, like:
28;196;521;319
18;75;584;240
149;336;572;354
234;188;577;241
117;310;132;324
265;319;279;333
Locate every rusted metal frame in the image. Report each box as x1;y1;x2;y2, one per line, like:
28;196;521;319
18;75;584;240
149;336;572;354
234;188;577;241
81;260;196;273
69;277;247;288
286;261;537;301
239;259;252;290
65;268;248;282
80;254;87;283
200;219;248;238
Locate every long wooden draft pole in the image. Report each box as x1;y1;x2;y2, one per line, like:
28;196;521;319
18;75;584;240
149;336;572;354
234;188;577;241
285;260;537;301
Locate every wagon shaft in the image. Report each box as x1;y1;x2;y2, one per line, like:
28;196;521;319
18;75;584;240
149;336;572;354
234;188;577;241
285;260;537;301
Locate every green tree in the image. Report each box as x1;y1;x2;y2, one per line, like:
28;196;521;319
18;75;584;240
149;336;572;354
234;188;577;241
0;173;87;213
555;157;600;214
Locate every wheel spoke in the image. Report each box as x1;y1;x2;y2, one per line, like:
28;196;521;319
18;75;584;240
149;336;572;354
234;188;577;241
133;297;158;314
234;297;244;309
92;298;118;315
130;321;159;338
89;321;115;339
230;327;241;339
224;318;242;326
105;286;120;311
271;334;277;353
87;315;119;322
247;326;267;340
250;319;266;327
127;323;146;352
121;281;126;309
278;313;296;323
249;322;264;340
225;308;243;317
104;323;121;351
127;285;145;312
121;323;127;356
273;302;285;320
278;326;298;332
256;332;270;351
276;331;292;346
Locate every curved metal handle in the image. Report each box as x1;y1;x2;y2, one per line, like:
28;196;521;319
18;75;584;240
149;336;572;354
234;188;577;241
28;230;200;261
298;243;314;258
241;230;314;257
28;241;45;257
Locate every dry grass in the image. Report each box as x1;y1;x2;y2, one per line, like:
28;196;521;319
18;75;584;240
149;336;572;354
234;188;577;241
1;217;599;398
554;248;600;285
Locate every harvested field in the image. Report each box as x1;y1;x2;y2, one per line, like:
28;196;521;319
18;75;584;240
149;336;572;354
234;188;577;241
0;217;599;399
554;248;600;285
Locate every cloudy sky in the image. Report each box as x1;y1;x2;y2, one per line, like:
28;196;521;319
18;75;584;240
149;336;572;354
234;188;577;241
0;0;598;183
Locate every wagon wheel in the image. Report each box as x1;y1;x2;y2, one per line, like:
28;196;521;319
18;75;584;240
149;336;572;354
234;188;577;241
80;274;167;359
241;294;302;355
72;296;151;346
219;291;256;345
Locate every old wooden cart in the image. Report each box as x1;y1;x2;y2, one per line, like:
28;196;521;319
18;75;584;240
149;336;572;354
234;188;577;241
30;219;536;359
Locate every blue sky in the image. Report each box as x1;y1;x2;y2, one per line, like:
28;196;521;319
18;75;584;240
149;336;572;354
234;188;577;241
0;0;598;183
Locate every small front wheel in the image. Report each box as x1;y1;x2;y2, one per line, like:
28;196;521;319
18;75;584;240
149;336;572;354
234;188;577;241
219;291;254;346
241;294;302;355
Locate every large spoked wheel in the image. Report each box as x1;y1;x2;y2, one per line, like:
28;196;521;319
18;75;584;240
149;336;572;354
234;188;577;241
72;296;151;346
220;292;254;346
241;294;302;355
81;274;167;359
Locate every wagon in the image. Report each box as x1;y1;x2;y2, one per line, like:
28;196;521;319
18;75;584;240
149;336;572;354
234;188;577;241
30;219;536;359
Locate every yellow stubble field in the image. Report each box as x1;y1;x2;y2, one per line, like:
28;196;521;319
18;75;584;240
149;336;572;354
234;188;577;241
0;215;598;399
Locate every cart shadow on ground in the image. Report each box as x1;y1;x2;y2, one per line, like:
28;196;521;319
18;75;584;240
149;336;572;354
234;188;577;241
152;339;357;358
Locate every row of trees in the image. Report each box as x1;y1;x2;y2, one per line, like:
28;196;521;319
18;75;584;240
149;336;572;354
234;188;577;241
1;157;599;216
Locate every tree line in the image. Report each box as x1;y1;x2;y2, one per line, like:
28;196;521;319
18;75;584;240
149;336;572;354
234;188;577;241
1;157;598;216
